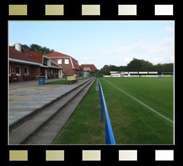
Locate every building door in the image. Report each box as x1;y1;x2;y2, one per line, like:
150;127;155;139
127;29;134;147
58;70;62;78
45;69;47;79
47;69;50;79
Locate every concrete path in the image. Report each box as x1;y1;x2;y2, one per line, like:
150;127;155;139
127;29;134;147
9;78;66;90
29;79;95;144
9;78;92;128
9;78;95;144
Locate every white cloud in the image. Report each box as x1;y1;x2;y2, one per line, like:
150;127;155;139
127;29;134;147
150;57;164;64
147;38;174;54
101;38;173;56
98;37;174;67
124;57;133;63
159;26;174;33
165;26;174;33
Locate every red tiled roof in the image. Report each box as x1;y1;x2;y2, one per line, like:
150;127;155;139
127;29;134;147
9;47;40;64
45;52;70;57
45;52;80;70
71;57;80;70
23;51;43;63
51;60;62;69
80;64;97;71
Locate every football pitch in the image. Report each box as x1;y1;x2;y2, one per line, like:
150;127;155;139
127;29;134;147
100;77;173;144
53;77;173;145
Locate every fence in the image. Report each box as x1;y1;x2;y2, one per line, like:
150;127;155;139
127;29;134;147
98;78;116;145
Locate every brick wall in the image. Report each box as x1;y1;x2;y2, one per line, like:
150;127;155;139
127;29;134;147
9;62;62;82
9;62;40;82
31;66;40;80
50;58;75;78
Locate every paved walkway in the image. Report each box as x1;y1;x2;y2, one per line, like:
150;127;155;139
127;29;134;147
9;78;90;127
9;78;66;90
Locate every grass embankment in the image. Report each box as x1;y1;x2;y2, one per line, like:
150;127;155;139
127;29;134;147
53;80;105;144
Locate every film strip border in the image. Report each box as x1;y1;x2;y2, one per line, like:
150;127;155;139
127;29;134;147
8;4;174;16
8;149;175;162
5;1;177;165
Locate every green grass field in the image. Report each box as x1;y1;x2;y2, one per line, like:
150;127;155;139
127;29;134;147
46;78;83;85
100;77;173;144
45;79;68;84
53;77;174;145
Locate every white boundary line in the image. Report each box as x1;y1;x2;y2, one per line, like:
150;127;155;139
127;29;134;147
103;79;173;124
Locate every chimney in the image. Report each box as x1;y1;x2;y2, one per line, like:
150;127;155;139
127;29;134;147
15;43;21;52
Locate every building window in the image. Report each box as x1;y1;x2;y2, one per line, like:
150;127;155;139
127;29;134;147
43;58;48;66
9;65;11;76
57;59;62;64
16;65;21;76
24;66;29;76
65;59;69;64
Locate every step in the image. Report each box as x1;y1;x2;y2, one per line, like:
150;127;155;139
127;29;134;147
9;77;94;132
29;79;95;144
9;78;95;144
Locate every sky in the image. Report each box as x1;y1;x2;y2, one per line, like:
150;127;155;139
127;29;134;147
9;21;174;69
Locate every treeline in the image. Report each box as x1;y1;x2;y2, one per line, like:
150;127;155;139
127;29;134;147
100;58;173;75
11;43;55;54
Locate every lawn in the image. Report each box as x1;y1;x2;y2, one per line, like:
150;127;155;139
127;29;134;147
46;79;68;84
53;77;174;145
46;78;83;85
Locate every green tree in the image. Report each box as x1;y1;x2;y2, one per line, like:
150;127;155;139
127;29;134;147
100;65;110;75
29;44;42;53
127;58;153;71
16;43;55;54
21;44;30;51
154;63;173;74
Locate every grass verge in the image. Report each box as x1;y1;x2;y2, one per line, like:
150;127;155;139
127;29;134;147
46;78;84;85
46;79;68;84
53;80;105;144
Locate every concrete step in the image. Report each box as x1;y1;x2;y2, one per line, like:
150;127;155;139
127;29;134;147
9;77;95;144
29;78;96;144
9;77;94;132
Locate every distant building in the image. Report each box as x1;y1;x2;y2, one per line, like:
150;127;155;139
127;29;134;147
45;52;80;77
80;64;97;72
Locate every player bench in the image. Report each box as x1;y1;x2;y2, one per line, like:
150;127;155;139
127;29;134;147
67;75;78;84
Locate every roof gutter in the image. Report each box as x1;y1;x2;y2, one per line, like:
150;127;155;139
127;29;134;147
9;58;40;66
70;57;74;69
9;58;62;70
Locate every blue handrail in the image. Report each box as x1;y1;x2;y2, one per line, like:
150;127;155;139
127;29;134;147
98;78;116;145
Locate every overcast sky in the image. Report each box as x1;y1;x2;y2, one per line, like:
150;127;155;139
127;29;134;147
9;21;174;69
